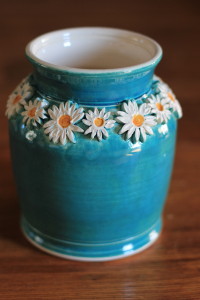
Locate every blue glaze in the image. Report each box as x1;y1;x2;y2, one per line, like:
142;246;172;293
31;67;156;106
9;111;177;259
26;27;162;106
7;28;179;260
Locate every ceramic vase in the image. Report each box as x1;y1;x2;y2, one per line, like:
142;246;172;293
6;28;182;261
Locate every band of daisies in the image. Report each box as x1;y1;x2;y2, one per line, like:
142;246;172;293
6;77;182;145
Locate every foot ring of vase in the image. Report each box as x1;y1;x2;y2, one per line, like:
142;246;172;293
21;216;162;262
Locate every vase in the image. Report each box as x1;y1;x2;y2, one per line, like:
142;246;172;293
6;27;182;261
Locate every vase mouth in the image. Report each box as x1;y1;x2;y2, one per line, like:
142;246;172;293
25;27;162;75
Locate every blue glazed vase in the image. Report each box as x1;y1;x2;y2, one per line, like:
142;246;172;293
6;28;182;261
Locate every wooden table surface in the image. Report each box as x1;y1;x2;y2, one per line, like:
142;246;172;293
0;1;200;299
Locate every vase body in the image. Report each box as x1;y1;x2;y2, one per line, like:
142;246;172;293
6;28;182;261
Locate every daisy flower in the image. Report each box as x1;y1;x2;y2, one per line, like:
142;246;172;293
153;75;163;83
6;78;34;118
21;81;34;100
43;101;84;145
116;101;156;142
6;90;26;118
25;130;37;141
83;108;115;141
156;81;169;94
21;98;47;126
147;94;171;124
157;83;182;118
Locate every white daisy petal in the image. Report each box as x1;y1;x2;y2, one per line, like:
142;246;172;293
135;128;140;141
22;116;28;123
102;127;109;138
67;129;76;143
84;127;92;135
44;126;54;134
52;105;59;115
60;130;67;145
48;109;57;120
97;130;102;141
52;131;60;144
49;128;58;140
86;113;93;121
123;102;132;114
70;104;76;115
78;107;84;114
91;129;97;139
116;116;130;123
143;125;154;135
34;99;39;106
119;123;132;134
88;110;95;118
103;112;111;119
140;127;146;141
35;117;41;123
127;126;135;139
71;113;84;123
127;101;135;112
163;114;168;123
94;107;99;116
117;111;129;117
176;101;183;118
145;118;157;126
72;109;81;118
82;119;91;126
44;120;55;128
105;119;115;129
60;102;65;113
132;101;139;113
139;103;151;115
70;124;84;133
99;108;105;118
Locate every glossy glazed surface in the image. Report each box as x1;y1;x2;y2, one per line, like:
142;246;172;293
26;28;162;105
7;28;179;260
26;27;162;72
8;86;177;259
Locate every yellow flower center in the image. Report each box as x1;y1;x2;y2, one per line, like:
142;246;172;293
28;107;37;118
168;92;175;102
156;103;164;111
132;114;144;127
94;117;104;127
13;95;22;104
58;115;72;128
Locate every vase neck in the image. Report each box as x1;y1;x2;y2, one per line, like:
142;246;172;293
32;67;156;106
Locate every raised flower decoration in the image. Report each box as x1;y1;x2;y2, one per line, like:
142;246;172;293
116;101;157;142
83;108;115;141
157;83;182;118
21;98;47;126
6;78;34;118
21;81;34;99
147;94;171;124
43;101;84;145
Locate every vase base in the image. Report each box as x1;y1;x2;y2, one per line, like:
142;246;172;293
21;217;162;262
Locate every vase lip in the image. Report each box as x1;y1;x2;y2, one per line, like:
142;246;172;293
25;27;162;76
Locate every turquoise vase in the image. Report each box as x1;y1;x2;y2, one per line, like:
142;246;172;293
6;28;182;261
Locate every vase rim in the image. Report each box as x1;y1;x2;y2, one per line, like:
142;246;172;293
25;27;162;75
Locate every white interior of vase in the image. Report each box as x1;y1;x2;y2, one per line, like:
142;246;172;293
26;27;162;72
